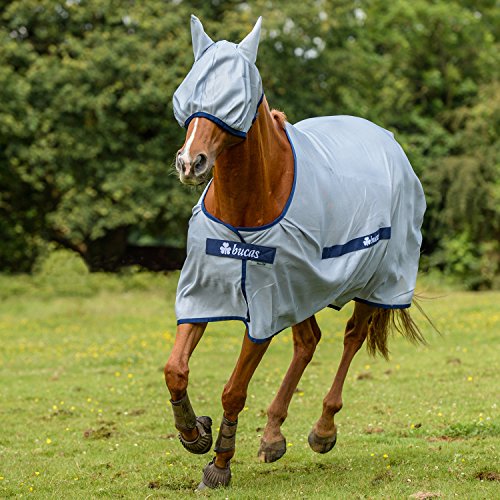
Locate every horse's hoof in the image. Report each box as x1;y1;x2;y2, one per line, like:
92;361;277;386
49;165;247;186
257;437;287;463
179;416;213;454
197;458;231;489
308;427;337;454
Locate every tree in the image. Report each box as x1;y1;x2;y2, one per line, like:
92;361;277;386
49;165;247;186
0;0;498;286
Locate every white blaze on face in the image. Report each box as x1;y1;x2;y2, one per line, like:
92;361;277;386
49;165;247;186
179;118;199;175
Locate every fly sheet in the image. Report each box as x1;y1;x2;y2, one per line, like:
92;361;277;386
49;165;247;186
175;115;426;342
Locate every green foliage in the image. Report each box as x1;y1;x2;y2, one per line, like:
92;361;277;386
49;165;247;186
0;0;199;270
0;247;175;299
0;0;498;286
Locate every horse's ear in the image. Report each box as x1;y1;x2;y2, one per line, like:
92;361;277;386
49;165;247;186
238;17;262;64
191;14;214;61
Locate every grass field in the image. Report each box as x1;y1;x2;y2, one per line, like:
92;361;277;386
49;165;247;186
0;268;499;499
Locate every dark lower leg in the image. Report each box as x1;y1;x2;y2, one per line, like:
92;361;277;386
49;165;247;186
314;303;374;437
262;316;320;444
213;332;270;469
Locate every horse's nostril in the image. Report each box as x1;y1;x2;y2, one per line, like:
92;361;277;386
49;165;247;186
193;154;207;173
176;154;185;172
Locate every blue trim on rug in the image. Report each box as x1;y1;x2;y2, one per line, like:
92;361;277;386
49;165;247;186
246;327;284;344
200;124;297;233
178;316;249;326
177;315;277;345
322;227;391;259
185;112;247;138
327;304;342;311
200;200;245;242
353;297;411;310
241;259;250;322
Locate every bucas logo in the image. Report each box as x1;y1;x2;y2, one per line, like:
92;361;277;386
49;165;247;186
219;242;261;259
363;233;380;247
220;242;231;255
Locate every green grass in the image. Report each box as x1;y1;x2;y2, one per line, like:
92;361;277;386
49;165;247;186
0;271;499;498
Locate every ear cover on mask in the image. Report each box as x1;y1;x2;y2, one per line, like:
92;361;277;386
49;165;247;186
173;16;264;138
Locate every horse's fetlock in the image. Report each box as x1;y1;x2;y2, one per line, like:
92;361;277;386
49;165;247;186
324;399;342;415
267;406;287;425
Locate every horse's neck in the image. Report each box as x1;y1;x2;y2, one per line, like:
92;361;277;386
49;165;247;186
204;99;294;228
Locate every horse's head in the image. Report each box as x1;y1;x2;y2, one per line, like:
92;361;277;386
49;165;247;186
173;15;263;185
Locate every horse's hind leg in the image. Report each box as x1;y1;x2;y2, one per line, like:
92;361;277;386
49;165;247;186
258;316;321;463
309;302;374;453
164;323;213;454
199;331;270;489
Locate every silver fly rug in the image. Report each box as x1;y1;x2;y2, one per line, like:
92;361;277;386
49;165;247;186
173;15;425;342
175;114;426;343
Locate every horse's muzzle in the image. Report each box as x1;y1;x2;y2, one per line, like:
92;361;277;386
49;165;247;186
176;153;210;185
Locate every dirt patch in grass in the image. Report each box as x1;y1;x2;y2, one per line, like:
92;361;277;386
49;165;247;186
364;426;384;434
128;408;146;416
409;492;442;499
116;408;146;416
475;471;500;481
83;423;116;439
371;470;392;485
48;408;74;418
426;436;462;442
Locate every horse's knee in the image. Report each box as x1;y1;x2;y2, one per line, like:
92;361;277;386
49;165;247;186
164;359;189;399
221;384;246;419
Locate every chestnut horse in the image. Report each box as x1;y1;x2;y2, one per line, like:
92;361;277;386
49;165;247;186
165;16;426;489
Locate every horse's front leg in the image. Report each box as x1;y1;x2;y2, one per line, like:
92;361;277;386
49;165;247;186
164;323;213;453
258;316;321;462
199;331;270;489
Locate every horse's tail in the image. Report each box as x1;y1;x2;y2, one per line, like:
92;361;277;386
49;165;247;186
366;298;433;360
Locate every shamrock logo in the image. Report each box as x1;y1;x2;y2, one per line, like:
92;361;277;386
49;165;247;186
220;242;231;255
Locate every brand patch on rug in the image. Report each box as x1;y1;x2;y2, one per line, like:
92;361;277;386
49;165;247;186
322;227;391;259
206;239;276;264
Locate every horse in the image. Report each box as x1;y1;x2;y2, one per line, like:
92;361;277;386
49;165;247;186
164;15;427;490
